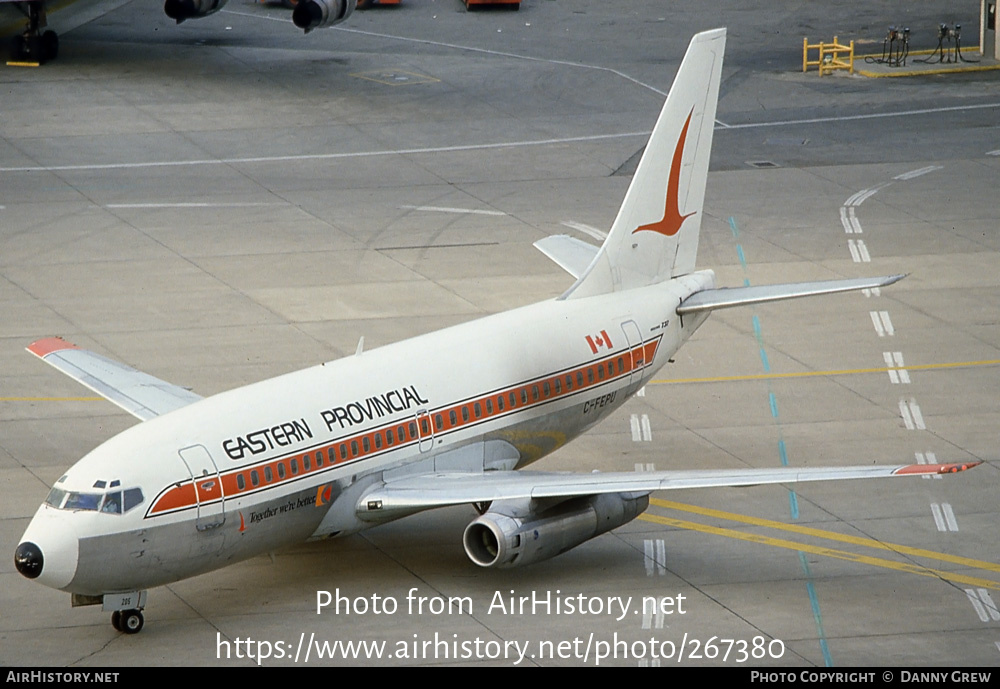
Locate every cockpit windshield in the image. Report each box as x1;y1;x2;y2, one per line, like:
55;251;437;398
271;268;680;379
45;485;144;514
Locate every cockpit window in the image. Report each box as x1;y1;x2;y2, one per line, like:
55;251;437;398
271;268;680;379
101;491;122;514
64;492;101;511
124;488;143;512
45;487;66;509
46;486;144;515
93;480;106;489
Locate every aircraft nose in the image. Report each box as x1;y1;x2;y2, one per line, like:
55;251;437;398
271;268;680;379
14;541;44;579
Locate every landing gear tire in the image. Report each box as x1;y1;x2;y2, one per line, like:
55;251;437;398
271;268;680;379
9;1;58;64
119;609;144;634
111;610;122;631
41;30;58;61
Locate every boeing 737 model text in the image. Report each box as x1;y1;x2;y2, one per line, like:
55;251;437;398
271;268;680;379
14;29;979;634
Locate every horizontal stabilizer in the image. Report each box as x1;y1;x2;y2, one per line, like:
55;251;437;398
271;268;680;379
677;275;906;315
533;235;600;279
26;337;202;421
359;460;979;516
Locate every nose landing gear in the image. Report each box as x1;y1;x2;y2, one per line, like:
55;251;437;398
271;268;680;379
111;609;145;634
8;1;59;65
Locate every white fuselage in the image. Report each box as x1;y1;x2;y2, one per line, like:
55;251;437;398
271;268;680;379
19;271;715;596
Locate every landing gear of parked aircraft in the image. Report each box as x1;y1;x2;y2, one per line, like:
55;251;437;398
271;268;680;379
111;609;145;634
8;1;58;64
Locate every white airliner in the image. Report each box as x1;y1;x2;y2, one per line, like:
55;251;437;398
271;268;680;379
2;0;351;63
14;28;979;634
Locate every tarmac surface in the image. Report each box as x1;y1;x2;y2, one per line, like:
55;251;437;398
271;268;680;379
1;0;999;667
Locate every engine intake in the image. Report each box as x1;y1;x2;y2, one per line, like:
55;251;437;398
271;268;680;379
463;492;649;568
292;0;356;33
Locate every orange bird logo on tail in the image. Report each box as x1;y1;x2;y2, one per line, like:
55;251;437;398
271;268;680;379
632;108;695;237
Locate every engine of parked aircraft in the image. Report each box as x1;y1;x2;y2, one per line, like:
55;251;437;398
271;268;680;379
292;0;355;33
163;0;228;23
463;493;649;568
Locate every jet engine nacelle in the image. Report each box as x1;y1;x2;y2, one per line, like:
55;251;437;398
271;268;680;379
164;0;228;23
463;492;649;568
292;0;356;33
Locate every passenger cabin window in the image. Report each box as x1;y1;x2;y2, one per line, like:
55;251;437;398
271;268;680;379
237;475;246;491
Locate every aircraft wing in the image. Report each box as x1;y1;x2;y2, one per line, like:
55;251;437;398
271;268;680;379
26;337;202;421
360;461;980;516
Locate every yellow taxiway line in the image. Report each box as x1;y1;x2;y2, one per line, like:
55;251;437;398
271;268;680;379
641;499;1000;590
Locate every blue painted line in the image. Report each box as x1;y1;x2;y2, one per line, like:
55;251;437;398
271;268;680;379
800;552;834;667
731;213;830;664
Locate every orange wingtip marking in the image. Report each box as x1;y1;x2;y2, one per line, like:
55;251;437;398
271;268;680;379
894;461;982;475
27;337;81;358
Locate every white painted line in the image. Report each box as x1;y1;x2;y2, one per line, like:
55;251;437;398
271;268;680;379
328;24;670;96
640;414;653;442
893;352;910;383
931;503;946;531
561;220;608;240
0;132;648;174
634;462;655;472
642;596;670;629
862;287;881;298
870;311;894;336
900;399;926;430
105;202;283;209
848;240;861;262
856;239;871;262
839;206;851;233
916;451;942;480
630;414;641;442
893;165;943;181
848;206;863;233
871;311;885;336
400;205;506;216
636;386;646;397
884;352;900;383
930;503;958;532
968;589;991;622
942;503;959;531
643;539;666;577
969;589;1000;621
718;102;1000;131
848;239;870;262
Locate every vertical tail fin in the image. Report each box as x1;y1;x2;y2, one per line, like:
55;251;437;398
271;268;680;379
565;28;725;299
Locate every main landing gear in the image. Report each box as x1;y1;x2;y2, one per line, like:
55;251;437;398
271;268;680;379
9;1;58;64
111;609;145;634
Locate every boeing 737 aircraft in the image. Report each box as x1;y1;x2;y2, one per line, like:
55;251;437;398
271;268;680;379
2;0;352;62
14;28;979;634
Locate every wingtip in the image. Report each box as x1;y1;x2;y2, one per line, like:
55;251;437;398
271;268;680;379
27;337;80;359
893;461;983;476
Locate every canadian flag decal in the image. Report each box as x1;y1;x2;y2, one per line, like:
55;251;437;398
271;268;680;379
586;330;613;354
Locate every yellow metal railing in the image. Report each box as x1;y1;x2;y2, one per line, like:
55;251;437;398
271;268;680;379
803;36;855;75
